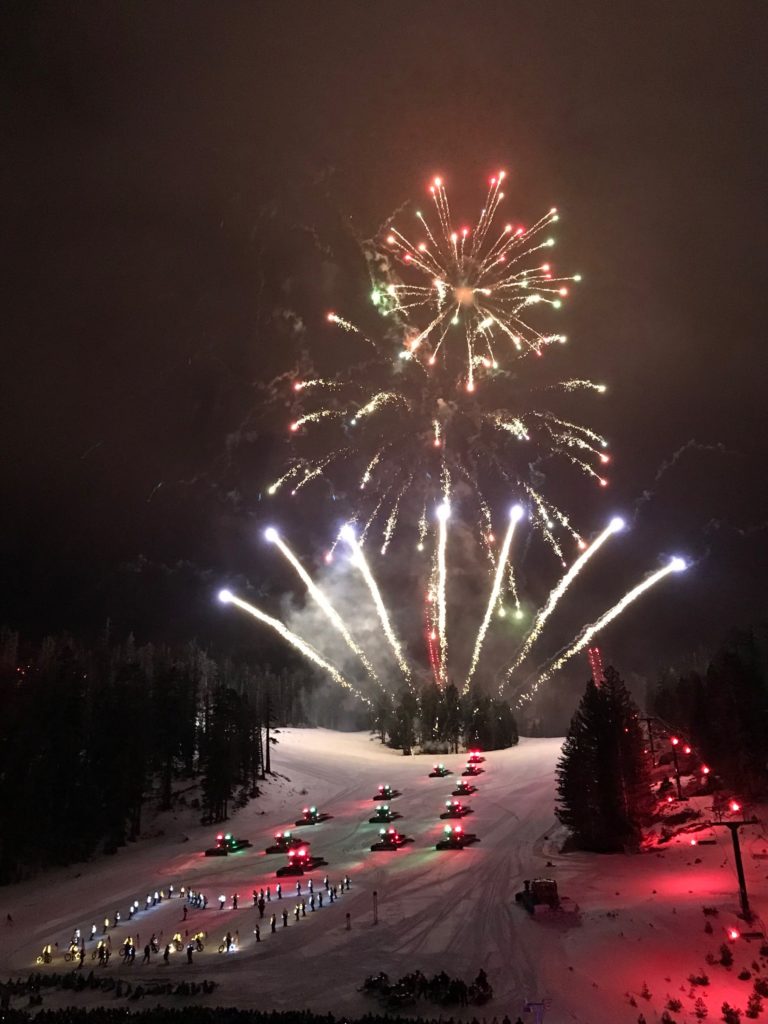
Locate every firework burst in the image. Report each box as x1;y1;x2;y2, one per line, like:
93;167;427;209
218;171;685;711
378;172;580;391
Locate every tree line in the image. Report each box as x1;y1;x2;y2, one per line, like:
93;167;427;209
0;626;325;883
651;624;768;798
556;627;768;854
371;682;519;754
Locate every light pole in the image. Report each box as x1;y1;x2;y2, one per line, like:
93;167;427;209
670;736;684;800
710;805;758;922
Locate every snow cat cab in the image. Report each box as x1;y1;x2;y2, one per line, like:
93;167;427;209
275;845;327;877
205;832;252;856
265;830;306;855
452;779;477;796
467;750;486;764
515;878;578;915
428;762;452;778
436;824;479;850
295;805;332;826
461;762;484;777
440;798;472;819
368;803;400;824
372;783;401;800
370;826;412;851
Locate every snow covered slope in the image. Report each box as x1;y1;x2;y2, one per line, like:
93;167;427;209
1;729;766;1023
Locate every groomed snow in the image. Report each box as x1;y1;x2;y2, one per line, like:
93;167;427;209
1;728;767;1023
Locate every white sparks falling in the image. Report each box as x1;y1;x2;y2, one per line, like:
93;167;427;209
436;500;450;680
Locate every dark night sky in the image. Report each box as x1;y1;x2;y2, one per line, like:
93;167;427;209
2;2;768;703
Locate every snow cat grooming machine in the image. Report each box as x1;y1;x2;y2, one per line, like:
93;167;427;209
436;824;479;850
440;798;472;819
452;780;477;796
294;805;332;826
275;845;327;877
370;826;413;852
368;803;401;824
515;878;579;915
372;784;401;800
204;832;252;856
265;830;306;855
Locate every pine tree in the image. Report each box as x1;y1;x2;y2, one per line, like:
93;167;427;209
556;666;653;852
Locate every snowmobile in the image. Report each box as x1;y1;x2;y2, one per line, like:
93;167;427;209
436;824;479;849
265;830;307;855
295;805;332;826
368;803;401;823
372;783;401;800
370;826;413;851
275;845;327;877
452;779;478;796
428;762;452;778
467;750;486;764
461;762;484;777
440;798;472;819
204;832;252;856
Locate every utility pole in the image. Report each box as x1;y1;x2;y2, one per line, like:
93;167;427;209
710;812;759;921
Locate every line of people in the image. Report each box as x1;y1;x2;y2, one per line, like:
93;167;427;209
38;875;353;968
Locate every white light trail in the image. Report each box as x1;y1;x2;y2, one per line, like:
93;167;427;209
340;526;412;685
505;515;625;681
217;590;370;705
264;528;383;691
516;556;687;703
464;504;524;692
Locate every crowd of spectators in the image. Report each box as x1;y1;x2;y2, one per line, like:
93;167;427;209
0;1008;524;1024
0;972;217;1009
360;970;494;1009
